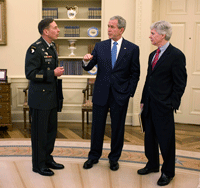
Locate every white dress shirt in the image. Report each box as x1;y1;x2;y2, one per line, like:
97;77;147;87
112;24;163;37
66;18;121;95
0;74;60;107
83;37;123;66
111;37;123;60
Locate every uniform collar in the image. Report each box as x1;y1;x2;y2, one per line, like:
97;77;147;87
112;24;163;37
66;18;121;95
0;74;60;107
42;37;53;47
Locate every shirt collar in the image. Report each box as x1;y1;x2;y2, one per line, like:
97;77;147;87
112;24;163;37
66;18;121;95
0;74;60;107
111;37;123;47
159;42;170;53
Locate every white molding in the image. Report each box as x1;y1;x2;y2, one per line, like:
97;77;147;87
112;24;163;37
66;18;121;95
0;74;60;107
9;77;133;125
132;0;153;126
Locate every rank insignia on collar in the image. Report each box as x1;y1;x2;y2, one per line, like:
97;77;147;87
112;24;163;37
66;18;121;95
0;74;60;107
45;52;48;55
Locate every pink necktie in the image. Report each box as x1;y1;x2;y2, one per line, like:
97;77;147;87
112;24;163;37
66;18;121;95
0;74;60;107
152;48;160;70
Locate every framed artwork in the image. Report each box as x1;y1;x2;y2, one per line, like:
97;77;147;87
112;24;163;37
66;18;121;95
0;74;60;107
0;69;7;82
0;0;6;45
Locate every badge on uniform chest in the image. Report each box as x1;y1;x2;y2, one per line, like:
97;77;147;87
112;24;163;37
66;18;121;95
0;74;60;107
44;55;52;62
44;58;52;62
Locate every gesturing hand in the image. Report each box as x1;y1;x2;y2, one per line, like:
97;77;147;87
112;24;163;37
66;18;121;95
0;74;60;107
54;67;64;77
83;54;93;61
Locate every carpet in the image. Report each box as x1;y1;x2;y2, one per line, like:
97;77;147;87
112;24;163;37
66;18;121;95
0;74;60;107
0;139;199;188
0;139;199;172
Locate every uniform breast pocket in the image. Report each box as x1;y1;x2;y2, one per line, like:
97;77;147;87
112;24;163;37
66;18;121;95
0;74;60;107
43;58;54;69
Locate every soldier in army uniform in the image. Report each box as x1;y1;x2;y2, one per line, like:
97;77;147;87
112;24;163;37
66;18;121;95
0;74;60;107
25;18;65;176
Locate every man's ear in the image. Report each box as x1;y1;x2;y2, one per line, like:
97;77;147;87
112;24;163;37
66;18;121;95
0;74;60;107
43;28;49;35
120;27;125;34
161;34;166;39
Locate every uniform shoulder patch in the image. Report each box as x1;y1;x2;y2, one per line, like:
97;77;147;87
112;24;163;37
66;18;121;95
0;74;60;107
30;46;36;54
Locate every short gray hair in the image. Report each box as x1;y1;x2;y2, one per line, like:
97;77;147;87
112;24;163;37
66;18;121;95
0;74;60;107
150;20;172;41
110;15;126;31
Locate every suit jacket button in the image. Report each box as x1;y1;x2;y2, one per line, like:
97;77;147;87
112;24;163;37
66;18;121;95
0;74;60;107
43;89;45;92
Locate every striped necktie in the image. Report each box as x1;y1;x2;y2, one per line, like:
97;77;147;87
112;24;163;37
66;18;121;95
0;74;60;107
152;48;160;70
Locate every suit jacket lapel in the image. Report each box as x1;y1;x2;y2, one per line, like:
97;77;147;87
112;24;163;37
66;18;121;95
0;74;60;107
151;44;172;73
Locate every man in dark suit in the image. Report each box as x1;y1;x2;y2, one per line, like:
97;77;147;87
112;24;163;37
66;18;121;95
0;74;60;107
137;20;187;186
25;18;65;176
82;15;140;171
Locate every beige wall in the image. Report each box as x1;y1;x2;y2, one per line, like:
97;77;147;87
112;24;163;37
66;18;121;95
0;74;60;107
2;0;197;125
1;0;153;125
0;0;41;77
101;0;135;42
0;0;152;78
